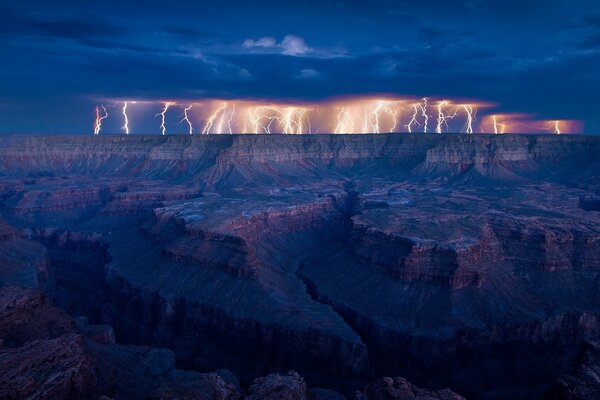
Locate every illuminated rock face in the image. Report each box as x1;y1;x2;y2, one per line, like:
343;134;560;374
0;133;600;399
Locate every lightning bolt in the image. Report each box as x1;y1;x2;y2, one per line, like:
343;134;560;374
385;103;398;133
359;101;398;133
335;107;352;134
435;101;458;134
244;105;312;134
282;108;295;134
93;105;108;135
248;108;261;133
180;105;194;135
554;120;561;134
202;103;228;134
227;103;236;134
462;105;475;134
492;115;506;134
282;106;311;134
156;102;173;135
405;103;420;133
121;101;130;134
216;105;227;133
418;98;429;133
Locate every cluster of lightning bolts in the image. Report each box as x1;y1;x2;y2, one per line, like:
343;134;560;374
93;98;568;135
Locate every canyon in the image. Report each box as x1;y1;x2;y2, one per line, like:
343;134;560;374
1;133;600;399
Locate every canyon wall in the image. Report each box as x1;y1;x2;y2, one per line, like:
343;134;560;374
1;133;600;399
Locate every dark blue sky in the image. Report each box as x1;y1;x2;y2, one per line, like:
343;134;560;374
1;0;599;133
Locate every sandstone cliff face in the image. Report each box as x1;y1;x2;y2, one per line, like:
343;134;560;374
1;134;597;182
1;134;600;399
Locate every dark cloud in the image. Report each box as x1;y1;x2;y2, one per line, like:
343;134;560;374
161;26;216;39
581;13;600;29
0;7;126;41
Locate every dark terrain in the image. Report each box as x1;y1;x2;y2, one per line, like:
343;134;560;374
1;133;600;400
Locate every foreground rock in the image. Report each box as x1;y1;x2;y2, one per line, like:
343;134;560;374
544;341;600;400
0;286;243;400
0;286;457;400
356;377;465;400
0;287;97;399
246;371;309;400
0;333;97;399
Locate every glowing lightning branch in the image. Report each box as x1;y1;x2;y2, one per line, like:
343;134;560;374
554;121;561;134
387;105;398;133
156;102;173;135
94;105;108;135
180;105;194;135
335;107;352;134
462;105;475;134
361;101;399;134
492;115;506;134
243;105;312;134
435;101;458;134
405;104;419;133
202;103;228;134
227;104;236;134
418;98;429;133
121;101;130;134
215;104;229;134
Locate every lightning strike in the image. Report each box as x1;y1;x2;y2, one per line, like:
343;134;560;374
180;105;194;135
435;101;458;134
554;120;561;134
364;101;398;133
227;104;236;134
462;105;475;134
244;105;312;134
418;98;429;133
156;102;173;135
492;115;506;134
202;103;228;134
335;107;352;134
94;105;108;135
405;104;420;133
121;101;130;134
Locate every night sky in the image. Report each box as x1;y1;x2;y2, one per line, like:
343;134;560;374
1;0;599;134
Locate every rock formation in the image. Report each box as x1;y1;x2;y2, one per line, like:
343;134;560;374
0;133;599;399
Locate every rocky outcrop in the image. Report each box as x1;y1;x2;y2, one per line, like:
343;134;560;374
153;193;348;276
356;377;464;400
0;287;97;399
0;333;98;399
149;373;241;400
544;341;600;400
0;286;74;346
246;371;309;400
